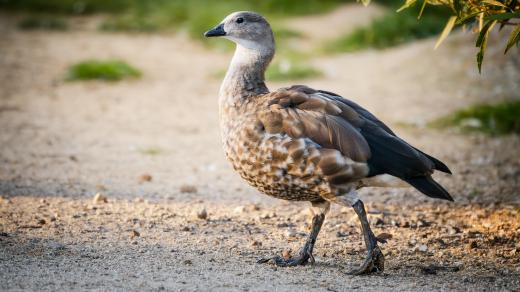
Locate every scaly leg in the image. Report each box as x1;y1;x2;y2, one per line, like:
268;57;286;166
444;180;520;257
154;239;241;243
347;199;384;274
328;192;384;275
258;200;330;267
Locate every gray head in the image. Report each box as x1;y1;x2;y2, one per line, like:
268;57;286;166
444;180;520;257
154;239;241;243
204;11;275;53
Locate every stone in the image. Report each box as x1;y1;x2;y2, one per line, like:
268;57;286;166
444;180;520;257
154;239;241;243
196;208;208;220
180;185;197;194
285;229;297;238
93;193;108;204
138;173;152;183
418;244;428;252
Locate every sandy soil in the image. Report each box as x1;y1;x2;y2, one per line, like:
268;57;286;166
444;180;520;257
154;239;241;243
1;5;519;291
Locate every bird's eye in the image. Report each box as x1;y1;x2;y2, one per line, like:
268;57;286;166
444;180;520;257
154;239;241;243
236;17;244;24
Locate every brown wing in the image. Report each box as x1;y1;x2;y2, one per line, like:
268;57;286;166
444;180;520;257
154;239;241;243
259;88;371;163
256;87;372;196
268;85;453;201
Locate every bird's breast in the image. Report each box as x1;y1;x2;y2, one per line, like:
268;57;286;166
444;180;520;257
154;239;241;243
220;114;327;201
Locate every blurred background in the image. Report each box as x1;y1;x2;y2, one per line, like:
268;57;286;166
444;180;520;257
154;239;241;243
0;0;519;290
0;0;518;203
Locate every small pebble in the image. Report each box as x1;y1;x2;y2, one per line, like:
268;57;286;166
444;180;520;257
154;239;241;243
196;208;208;220
234;206;246;214
93;193;108;204
282;250;292;260
180;185;197;194
336;231;349;238
259;212;276;219
374;218;384;226
285;229;297;238
138;173;152;183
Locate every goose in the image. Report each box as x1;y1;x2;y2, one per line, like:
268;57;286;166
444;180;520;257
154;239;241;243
204;11;452;274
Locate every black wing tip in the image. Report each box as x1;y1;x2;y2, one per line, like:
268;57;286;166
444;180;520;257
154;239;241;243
433;160;453;175
405;176;454;202
436;165;452;175
420;151;453;175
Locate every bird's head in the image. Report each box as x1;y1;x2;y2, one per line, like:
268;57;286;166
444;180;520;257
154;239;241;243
204;11;275;53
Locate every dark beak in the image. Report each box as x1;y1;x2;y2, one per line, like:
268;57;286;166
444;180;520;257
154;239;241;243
204;23;226;37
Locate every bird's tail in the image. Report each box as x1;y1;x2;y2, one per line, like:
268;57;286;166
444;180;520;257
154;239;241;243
404;176;453;201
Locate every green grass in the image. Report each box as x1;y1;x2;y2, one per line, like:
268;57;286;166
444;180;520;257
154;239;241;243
0;0;131;14
323;9;447;52
1;0;348;36
429;101;520;135
18;16;68;30
99;15;161;32
138;146;163;155
322;0;451;53
273;27;304;39
97;0;322;45
66;60;141;81
0;0;347;15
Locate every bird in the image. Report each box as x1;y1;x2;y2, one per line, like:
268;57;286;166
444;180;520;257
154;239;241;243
204;11;452;274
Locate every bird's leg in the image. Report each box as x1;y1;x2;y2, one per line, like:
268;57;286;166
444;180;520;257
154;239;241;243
329;192;384;275
347;199;384;275
257;200;329;267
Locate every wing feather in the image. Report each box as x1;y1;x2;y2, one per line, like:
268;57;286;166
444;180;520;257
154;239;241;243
258;85;452;200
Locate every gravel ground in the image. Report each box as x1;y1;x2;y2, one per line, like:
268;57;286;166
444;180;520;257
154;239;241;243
1;197;519;291
0;5;519;291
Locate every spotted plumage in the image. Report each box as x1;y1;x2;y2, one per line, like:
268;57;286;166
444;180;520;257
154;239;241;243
205;11;453;274
221;87;371;202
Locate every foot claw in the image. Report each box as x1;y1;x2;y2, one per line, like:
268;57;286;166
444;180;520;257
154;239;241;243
256;258;271;264
257;253;311;267
307;250;315;264
347;246;385;275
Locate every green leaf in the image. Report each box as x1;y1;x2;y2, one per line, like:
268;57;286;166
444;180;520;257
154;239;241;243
397;0;417;12
484;12;520;21
476;20;497;73
504;24;520;54
481;0;509;8
418;0;428;19
457;11;486;25
359;0;371;7
434;16;457;49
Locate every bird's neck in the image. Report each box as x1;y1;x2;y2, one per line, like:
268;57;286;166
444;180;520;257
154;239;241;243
219;44;274;105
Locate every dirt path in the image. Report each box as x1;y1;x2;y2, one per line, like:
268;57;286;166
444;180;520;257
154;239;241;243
0;5;519;291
